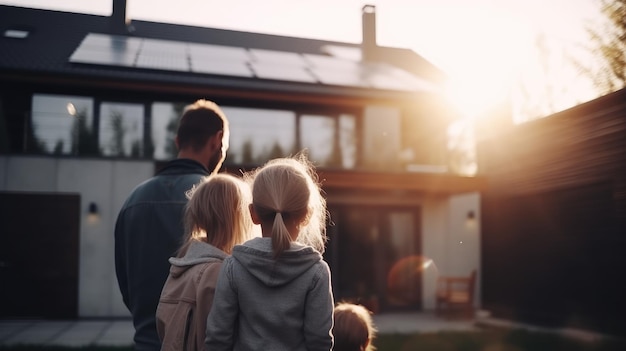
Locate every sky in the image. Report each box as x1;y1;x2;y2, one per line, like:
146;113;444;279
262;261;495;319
1;0;604;120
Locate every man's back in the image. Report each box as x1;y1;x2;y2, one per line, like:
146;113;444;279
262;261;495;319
115;159;209;350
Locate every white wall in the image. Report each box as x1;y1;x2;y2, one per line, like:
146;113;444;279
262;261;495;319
0;156;153;317
421;195;449;310
420;192;481;310
448;192;481;308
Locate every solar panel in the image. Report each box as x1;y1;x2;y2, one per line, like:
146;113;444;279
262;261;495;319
191;58;253;77
249;49;307;67
70;48;137;66
136;54;189;71
250;62;317;83
365;63;416;91
189;43;250;61
309;65;370;88
69;33;434;92
70;33;140;66
79;33;143;52
303;53;360;70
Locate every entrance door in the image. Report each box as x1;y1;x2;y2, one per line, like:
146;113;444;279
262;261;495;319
325;205;422;312
0;192;80;319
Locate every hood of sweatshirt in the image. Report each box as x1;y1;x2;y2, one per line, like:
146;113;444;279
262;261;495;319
231;237;323;287
168;240;228;278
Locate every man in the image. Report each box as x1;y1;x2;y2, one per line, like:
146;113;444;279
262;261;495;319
115;99;229;350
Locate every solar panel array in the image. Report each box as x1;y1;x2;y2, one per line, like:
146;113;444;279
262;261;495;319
69;33;434;92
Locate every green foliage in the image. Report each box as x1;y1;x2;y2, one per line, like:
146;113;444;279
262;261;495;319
1;329;625;351
267;141;284;160
374;329;626;351
109;111;126;157
584;0;626;94
53;140;64;155
241;140;254;164
164;102;186;160
75;107;100;156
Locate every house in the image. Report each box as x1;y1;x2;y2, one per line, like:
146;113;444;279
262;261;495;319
0;1;486;319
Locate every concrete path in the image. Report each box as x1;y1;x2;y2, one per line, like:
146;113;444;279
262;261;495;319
0;311;610;347
0;312;475;347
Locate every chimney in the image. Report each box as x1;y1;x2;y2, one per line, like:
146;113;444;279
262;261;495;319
362;5;377;61
111;0;131;34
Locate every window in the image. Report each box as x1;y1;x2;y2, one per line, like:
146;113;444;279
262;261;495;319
222;106;296;165
151;102;182;161
99;102;144;158
30;94;95;156
299;113;357;169
362;106;402;171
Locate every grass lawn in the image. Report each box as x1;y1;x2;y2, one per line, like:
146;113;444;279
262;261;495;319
1;329;624;351
374;329;626;351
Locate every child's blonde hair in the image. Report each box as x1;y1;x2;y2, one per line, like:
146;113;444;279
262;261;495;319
333;303;377;351
246;154;327;258
179;173;255;255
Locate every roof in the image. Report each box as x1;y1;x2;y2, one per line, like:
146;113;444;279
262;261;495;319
0;5;447;103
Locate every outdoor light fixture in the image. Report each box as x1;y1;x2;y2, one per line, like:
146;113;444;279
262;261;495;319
88;202;98;215
467;210;475;221
87;202;100;225
465;210;477;229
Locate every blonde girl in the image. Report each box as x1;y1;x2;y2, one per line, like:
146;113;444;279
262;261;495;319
206;155;334;351
156;173;257;351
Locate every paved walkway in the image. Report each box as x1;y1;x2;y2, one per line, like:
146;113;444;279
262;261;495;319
0;312;477;347
0;311;611;347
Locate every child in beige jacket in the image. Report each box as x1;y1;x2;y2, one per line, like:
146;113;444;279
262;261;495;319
156;173;258;351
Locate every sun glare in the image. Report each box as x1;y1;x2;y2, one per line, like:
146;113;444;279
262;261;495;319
438;10;534;120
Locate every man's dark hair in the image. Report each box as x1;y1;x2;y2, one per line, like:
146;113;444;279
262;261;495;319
177;99;228;152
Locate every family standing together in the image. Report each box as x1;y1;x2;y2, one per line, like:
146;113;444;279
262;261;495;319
115;99;376;351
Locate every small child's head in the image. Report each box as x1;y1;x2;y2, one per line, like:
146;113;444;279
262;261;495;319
333;303;377;351
246;154;327;258
181;173;255;254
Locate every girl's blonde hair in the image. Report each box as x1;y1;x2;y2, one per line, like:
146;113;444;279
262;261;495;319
246;154;327;258
178;173;255;255
333;303;377;351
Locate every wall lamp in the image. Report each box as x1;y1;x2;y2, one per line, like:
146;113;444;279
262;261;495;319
465;210;477;229
88;202;98;215
87;202;100;224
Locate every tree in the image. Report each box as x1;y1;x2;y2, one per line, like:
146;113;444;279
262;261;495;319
267;141;285;160
164;103;185;159
583;0;626;94
110;111;126;156
74;107;100;156
241;140;254;164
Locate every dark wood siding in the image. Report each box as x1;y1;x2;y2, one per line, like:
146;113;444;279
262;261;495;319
477;88;626;337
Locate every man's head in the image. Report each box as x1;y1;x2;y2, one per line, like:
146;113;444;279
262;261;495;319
175;99;229;173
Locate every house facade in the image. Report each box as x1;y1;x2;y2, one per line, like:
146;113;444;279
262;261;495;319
0;1;486;318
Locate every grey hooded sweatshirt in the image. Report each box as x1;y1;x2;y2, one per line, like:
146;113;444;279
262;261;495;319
205;237;334;351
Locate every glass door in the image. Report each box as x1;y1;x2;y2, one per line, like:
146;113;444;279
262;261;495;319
325;205;422;312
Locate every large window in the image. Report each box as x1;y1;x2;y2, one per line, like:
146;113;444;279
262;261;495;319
24;95;361;169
